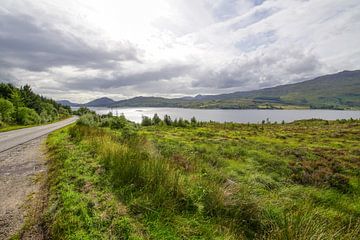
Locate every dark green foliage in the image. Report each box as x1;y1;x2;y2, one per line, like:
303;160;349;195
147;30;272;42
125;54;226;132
191;116;197;125
110;114;128;129
77;113;98;127
16;107;41;125
0;83;71;128
73;107;95;116
152;113;161;125
163;114;172;125
0;98;14;122
141;116;152;126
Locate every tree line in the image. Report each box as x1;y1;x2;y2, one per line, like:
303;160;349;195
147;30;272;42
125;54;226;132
0;83;71;127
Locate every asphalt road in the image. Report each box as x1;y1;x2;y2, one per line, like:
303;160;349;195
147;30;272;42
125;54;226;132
0;116;78;153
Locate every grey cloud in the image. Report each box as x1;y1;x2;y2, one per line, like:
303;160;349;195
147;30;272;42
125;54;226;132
192;48;324;90
0;70;16;84
0;12;139;72
62;63;194;91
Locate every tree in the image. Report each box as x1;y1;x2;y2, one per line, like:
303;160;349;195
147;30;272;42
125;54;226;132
152;113;161;125
0;83;15;99
111;114;127;129
177;118;187;127
40;102;58;122
74;107;94;116
141;116;152;126
163;114;172;126
16;107;41;125
191;116;197;125
11;90;23;109
0;98;14;122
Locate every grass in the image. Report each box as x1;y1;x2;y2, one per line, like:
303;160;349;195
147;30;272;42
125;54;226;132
44;118;360;239
0;115;73;133
0;124;33;132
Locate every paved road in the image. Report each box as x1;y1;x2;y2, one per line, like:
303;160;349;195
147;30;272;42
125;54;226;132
0;116;78;153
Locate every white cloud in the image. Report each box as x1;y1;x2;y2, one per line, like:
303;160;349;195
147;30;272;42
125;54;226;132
0;0;359;102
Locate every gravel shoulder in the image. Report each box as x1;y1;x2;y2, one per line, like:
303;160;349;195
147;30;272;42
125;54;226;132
0;137;47;239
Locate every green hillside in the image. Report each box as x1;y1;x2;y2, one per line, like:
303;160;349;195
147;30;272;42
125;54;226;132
111;70;360;109
208;70;360;108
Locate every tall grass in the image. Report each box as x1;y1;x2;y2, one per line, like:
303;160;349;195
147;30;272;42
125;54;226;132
263;208;360;240
46;118;360;239
86;127;193;212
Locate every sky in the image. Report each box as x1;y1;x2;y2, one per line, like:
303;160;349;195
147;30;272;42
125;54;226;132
0;0;359;103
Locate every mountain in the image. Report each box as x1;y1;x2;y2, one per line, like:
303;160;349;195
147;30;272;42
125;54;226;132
57;97;115;107
60;70;360;109
85;97;115;107
111;70;360;109
57;100;80;107
181;70;360;108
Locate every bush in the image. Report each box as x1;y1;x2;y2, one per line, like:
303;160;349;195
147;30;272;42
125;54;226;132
74;107;95;116
152;113;161;125
163;114;172;126
39;102;58;122
191;116;197;125
110;115;128;129
16;107;41;125
0;98;14;122
141;116;152;126
77;113;98;127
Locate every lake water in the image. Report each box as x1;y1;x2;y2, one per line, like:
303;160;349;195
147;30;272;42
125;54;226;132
88;107;360;124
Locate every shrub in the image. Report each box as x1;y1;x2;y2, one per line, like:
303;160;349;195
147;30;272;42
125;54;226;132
99;117;112;127
191;116;197;125
152;113;161;125
74;107;95;116
0;98;14;122
163;114;172;125
39;102;58;122
16;107;41;125
110;115;128;129
77;113;98;127
141;116;152;126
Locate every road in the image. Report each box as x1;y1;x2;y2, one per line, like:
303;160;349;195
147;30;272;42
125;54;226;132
0;116;78;153
0;116;77;239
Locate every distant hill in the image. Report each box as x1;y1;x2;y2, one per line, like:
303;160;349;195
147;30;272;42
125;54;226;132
85;97;115;107
57;100;80;107
57;97;115;107
61;70;360;109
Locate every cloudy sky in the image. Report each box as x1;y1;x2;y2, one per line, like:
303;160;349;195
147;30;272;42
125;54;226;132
1;0;359;102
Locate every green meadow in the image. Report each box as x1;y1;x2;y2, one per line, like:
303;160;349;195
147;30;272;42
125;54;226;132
44;114;360;239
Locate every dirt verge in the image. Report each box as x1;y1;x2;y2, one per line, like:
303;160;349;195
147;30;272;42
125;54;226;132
0;137;48;239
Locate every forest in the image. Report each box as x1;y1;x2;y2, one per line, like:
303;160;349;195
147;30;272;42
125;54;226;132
0;83;71;131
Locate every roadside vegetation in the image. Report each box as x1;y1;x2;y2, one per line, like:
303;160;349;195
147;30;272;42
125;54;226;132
43;110;360;239
0;83;71;131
